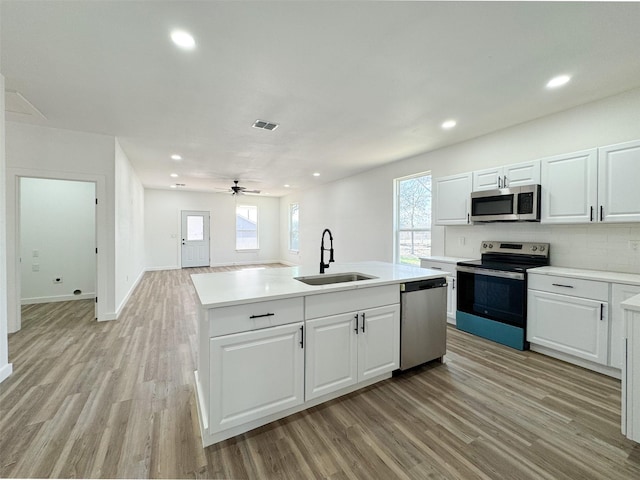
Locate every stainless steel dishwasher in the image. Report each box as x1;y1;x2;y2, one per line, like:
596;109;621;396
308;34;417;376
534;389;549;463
399;277;448;370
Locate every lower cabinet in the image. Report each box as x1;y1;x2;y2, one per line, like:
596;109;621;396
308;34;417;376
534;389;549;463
419;259;458;324
305;304;400;401
209;322;304;433
612;284;640;369
528;289;608;365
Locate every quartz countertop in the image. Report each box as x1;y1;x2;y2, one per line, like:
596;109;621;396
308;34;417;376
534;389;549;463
419;255;475;264
528;266;640;286
191;261;448;309
622;294;640;313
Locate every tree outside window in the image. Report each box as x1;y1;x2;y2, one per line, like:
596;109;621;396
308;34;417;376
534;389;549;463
395;174;431;265
289;203;299;252
236;205;259;250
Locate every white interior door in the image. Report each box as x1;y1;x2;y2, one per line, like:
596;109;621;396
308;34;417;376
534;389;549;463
181;210;210;268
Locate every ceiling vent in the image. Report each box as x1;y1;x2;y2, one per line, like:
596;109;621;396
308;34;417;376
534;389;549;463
5;90;47;120
252;119;279;131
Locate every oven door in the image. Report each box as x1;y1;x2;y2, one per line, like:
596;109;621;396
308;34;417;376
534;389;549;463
456;266;526;327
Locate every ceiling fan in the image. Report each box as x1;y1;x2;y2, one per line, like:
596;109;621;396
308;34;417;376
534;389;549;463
229;180;260;195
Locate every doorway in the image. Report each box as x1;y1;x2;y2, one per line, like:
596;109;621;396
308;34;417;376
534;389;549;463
181;210;210;268
19;177;97;319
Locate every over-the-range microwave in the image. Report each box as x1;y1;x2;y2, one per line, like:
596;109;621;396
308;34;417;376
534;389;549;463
470;184;541;222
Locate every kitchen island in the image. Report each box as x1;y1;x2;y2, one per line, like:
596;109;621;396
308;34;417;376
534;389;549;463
191;261;446;447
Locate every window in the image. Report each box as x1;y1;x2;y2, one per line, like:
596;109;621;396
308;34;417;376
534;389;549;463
289;203;299;252
236;205;259;250
395;173;432;265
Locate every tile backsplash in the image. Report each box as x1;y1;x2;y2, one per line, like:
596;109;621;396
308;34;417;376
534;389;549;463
444;223;640;274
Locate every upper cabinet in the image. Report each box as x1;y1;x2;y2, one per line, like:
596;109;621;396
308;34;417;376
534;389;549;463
598;139;640;223
540;149;598;224
473;160;541;191
434;172;472;225
541;140;640;224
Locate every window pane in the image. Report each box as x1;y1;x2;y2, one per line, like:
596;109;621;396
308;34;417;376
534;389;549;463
236;205;258;249
289;203;299;251
186;215;204;241
398;176;432;229
398;230;431;266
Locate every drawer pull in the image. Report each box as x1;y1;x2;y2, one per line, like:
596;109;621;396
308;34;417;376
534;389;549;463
430;267;442;270
249;313;275;319
551;283;574;289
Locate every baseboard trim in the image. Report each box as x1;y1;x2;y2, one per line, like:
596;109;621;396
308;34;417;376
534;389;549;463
0;363;13;384
21;293;96;305
278;260;299;267
145;265;180;272
115;269;146;319
209;259;282;267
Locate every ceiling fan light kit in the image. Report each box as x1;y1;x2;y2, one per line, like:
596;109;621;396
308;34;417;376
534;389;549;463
230;180;260;195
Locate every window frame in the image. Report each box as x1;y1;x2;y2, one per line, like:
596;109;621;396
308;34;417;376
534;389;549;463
288;203;300;253
235;204;259;251
394;172;432;265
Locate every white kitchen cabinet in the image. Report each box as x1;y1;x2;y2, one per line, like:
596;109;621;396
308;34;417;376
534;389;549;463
528;273;609;366
540;148;598;224
420;258;457;324
622;296;640;443
472;160;540;191
305;304;399;400
611;284;640;369
598;139;640;223
434;172;472;225
305;312;358;400
209;322;304;433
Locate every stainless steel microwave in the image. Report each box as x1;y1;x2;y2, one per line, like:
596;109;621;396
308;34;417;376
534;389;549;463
470;184;541;222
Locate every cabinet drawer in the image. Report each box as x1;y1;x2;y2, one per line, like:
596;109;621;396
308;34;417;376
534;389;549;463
305;285;399;319
420;260;455;275
208;297;304;337
528;274;608;301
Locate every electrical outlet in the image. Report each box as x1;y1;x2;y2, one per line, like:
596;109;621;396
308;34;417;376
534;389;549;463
53;277;63;284
32;264;39;272
459;236;466;246
630;240;640;252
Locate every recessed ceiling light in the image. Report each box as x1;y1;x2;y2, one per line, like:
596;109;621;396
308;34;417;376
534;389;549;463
547;74;571;88
170;173;179;178
170;185;177;189
313;172;320;177
441;120;457;129
284;184;290;188
171;154;182;160
171;30;196;50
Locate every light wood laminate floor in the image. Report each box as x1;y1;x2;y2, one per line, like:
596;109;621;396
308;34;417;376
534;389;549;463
2;264;640;479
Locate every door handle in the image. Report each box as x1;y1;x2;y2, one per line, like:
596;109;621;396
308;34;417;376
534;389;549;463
354;314;359;334
299;325;304;348
503;175;507;188
600;206;604;222
361;312;366;333
590;206;594;222
600;303;604;321
498;177;502;188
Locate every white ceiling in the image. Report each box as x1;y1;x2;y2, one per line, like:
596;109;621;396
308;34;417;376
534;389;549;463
3;1;640;197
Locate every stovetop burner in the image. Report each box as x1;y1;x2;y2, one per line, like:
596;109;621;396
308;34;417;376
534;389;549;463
457;241;550;271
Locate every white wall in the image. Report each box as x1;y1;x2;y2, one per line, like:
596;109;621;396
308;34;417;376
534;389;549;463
280;87;640;274
20;178;96;303
0;73;13;383
5;122;116;330
145;189;281;269
114;139;145;316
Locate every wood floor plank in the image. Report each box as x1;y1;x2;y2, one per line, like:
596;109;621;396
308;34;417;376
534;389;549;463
2;263;640;478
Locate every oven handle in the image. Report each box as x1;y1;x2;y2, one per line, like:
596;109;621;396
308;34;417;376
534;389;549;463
456;265;525;281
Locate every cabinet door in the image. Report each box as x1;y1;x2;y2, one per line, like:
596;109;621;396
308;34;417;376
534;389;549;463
504;160;540;187
598;139;640;223
305;313;358;401
473;167;502;191
540;149;598;224
611;284;640;369
527;290;608;364
447;275;456;324
358;304;400;381
434;173;472;225
209;322;304;433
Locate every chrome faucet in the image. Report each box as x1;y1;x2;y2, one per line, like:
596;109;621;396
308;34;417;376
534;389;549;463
320;228;335;274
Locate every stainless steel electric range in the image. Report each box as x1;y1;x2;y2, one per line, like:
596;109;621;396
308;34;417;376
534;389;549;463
455;241;550;350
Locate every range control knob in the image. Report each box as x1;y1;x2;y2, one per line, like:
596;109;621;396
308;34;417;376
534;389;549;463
488;243;493;248
539;246;546;252
482;243;488;248
531;246;538;251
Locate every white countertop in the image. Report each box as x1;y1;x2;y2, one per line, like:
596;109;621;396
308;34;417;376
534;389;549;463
528;266;640;286
191;261;448;308
622;294;640;313
419;255;475;264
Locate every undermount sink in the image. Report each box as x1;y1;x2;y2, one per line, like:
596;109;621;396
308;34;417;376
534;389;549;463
294;272;378;286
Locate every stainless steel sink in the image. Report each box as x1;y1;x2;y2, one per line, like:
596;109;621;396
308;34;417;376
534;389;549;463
294;272;378;286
